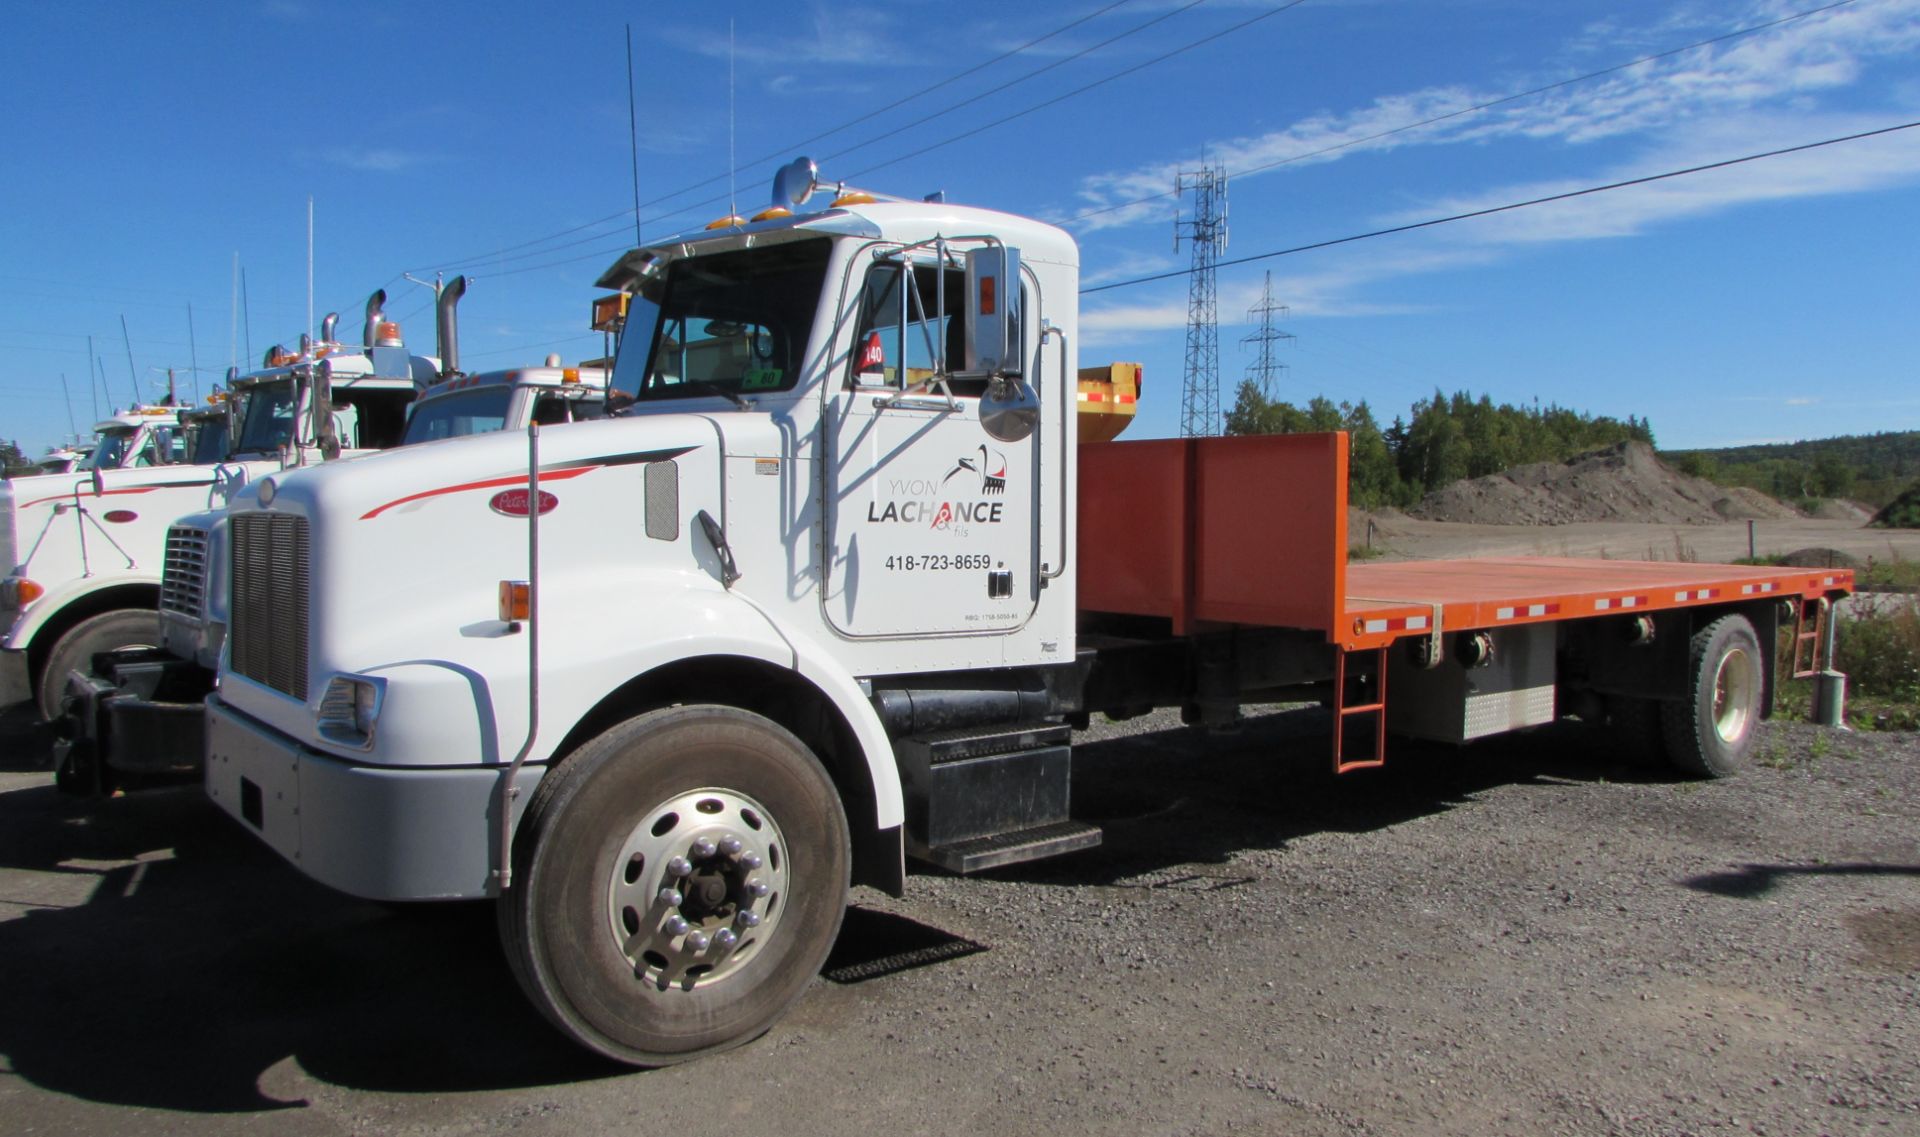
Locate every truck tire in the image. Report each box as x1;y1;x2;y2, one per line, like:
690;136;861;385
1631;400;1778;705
1661;614;1764;778
498;705;850;1066
36;609;159;723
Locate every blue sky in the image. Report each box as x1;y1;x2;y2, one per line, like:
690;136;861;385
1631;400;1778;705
3;0;1917;457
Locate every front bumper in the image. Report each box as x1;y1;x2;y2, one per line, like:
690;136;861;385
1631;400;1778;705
205;695;543;901
55;649;208;796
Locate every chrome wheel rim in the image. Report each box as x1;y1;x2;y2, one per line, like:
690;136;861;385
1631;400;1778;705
1712;647;1758;743
606;788;789;992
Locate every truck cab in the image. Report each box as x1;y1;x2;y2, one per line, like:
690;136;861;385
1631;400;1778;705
0;291;443;721
57;358;613;796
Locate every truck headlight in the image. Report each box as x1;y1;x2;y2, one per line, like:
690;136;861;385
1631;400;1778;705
316;673;386;750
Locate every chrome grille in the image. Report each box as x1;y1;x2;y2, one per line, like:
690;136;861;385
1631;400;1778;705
229;512;309;700
159;524;211;617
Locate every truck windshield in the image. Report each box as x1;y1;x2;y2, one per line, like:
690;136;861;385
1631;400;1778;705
618;238;830;405
531;392;608;426
88;428;137;470
185;416;232;464
402;386;513;443
236;381;298;454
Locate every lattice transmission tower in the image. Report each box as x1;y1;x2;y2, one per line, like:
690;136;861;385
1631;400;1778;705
1240;270;1294;397
1174;165;1228;437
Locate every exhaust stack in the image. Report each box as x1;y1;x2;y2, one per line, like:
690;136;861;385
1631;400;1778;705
320;311;339;344
362;289;388;348
436;275;468;378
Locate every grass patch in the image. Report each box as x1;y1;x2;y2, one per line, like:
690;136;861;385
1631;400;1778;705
1858;557;1920;592
1349;544;1387;561
1774;596;1920;731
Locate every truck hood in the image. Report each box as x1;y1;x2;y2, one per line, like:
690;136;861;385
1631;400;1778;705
250;411;732;522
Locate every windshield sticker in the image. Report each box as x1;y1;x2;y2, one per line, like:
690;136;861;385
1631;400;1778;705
741;367;783;390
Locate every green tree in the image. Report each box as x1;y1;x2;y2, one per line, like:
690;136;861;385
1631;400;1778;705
0;438;36;478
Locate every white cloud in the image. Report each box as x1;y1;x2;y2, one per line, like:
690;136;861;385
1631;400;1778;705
1392;111;1920;245
320;148;435;173
1065;0;1920;236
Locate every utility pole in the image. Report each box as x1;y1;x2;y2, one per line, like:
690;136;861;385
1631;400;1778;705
1240;270;1294;397
1174;164;1227;437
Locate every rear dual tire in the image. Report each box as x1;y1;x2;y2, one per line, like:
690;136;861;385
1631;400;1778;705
1661;614;1764;778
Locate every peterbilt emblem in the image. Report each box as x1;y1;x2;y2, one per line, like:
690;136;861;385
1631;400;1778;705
490;488;559;517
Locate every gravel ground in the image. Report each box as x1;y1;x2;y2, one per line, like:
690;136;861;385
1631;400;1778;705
1;700;1915;1137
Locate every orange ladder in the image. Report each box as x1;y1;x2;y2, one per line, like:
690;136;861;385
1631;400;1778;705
1332;646;1388;774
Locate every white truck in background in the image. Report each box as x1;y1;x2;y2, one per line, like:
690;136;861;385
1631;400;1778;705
54;354;611;796
0;288;454;720
204;158;1850;1069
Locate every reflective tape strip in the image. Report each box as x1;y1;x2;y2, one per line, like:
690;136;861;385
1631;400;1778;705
1360;614;1431;634
1739;582;1779;595
1593;595;1647;611
1496;603;1559;620
1673;588;1721;602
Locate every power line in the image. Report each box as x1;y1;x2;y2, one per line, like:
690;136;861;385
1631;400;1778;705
1064;0;1862;226
846;0;1314;183
1080;118;1920;295
402;0;1150;278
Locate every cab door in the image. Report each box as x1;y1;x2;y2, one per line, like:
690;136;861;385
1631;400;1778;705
821;248;1040;639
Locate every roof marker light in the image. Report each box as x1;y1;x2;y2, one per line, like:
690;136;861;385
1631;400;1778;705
751;206;793;222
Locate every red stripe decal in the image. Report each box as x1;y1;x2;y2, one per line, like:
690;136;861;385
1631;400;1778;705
360;466;597;519
16;485;168;510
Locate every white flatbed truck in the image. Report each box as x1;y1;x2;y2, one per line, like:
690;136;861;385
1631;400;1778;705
203;159;1851;1067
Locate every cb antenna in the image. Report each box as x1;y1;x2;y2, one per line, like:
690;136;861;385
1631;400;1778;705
728;19;738;223
626;24;643;247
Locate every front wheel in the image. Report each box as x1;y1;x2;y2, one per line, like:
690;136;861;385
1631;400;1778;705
1662;614;1764;778
37;608;159;723
498;706;850;1066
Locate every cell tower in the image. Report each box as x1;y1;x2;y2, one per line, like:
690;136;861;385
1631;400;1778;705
1174;164;1227;437
1240;270;1294;397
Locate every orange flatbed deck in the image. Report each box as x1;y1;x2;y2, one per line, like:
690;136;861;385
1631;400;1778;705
1078;433;1854;649
1343;556;1851;649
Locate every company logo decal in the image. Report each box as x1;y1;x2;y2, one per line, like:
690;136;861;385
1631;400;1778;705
867;446;1011;530
489;489;559;516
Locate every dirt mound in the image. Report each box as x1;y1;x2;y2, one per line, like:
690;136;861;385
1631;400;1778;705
1777;546;1861;569
1873;483;1920;528
1808;498;1875;522
1410;441;1801;526
1713;485;1804;521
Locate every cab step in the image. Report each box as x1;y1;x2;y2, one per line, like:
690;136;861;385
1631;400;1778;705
909;820;1103;874
896;721;1098;871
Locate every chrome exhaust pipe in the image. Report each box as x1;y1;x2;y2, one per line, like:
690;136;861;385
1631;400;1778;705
362;288;388;348
436;276;467;377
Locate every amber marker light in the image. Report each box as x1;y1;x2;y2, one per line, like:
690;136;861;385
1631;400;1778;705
499;580;531;623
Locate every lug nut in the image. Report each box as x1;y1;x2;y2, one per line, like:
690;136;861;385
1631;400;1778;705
667;856;693;878
686;931;711;953
746;878;770;898
657;888;683;907
713;928;738;949
741;852;764;870
736;910;761;929
691;837;717;858
718;836;743;856
664;915;690;936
